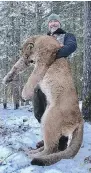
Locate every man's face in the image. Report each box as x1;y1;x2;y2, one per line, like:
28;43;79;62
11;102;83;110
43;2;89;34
48;20;60;33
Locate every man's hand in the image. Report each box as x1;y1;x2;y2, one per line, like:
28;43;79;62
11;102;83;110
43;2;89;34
60;43;64;47
56;44;64;59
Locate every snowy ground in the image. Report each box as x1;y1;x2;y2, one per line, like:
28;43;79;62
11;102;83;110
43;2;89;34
0;102;91;173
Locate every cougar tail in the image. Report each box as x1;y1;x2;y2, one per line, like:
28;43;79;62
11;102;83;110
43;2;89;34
31;123;83;166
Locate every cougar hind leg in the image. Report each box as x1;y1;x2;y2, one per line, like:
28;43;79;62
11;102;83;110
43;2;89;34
30;135;68;158
25;105;61;159
31;123;83;166
32;105;63;157
36;136;68;151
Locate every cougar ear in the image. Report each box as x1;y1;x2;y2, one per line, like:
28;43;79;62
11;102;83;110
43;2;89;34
29;43;34;49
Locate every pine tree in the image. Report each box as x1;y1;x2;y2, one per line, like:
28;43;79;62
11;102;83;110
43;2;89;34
82;2;91;121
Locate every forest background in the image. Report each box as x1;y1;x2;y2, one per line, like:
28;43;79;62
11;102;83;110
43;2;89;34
0;1;91;121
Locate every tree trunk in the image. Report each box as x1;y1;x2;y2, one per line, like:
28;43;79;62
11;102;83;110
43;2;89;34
35;2;42;34
82;2;91;121
10;2;20;109
12;75;20;109
3;54;8;109
3;86;7;109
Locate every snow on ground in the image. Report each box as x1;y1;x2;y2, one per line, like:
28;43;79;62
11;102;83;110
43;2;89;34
0;102;91;173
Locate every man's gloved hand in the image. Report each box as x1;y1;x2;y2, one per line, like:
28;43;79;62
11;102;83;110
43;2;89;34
56;44;65;59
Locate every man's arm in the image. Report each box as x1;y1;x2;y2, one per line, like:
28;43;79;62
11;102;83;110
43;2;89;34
56;33;77;58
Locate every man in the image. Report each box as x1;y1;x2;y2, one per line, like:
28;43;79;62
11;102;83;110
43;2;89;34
33;13;77;148
47;13;77;58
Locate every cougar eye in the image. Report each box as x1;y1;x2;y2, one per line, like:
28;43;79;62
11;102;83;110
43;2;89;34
29;43;34;49
30;60;34;63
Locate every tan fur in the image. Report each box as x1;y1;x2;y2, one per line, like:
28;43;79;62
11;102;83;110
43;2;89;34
3;35;83;166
